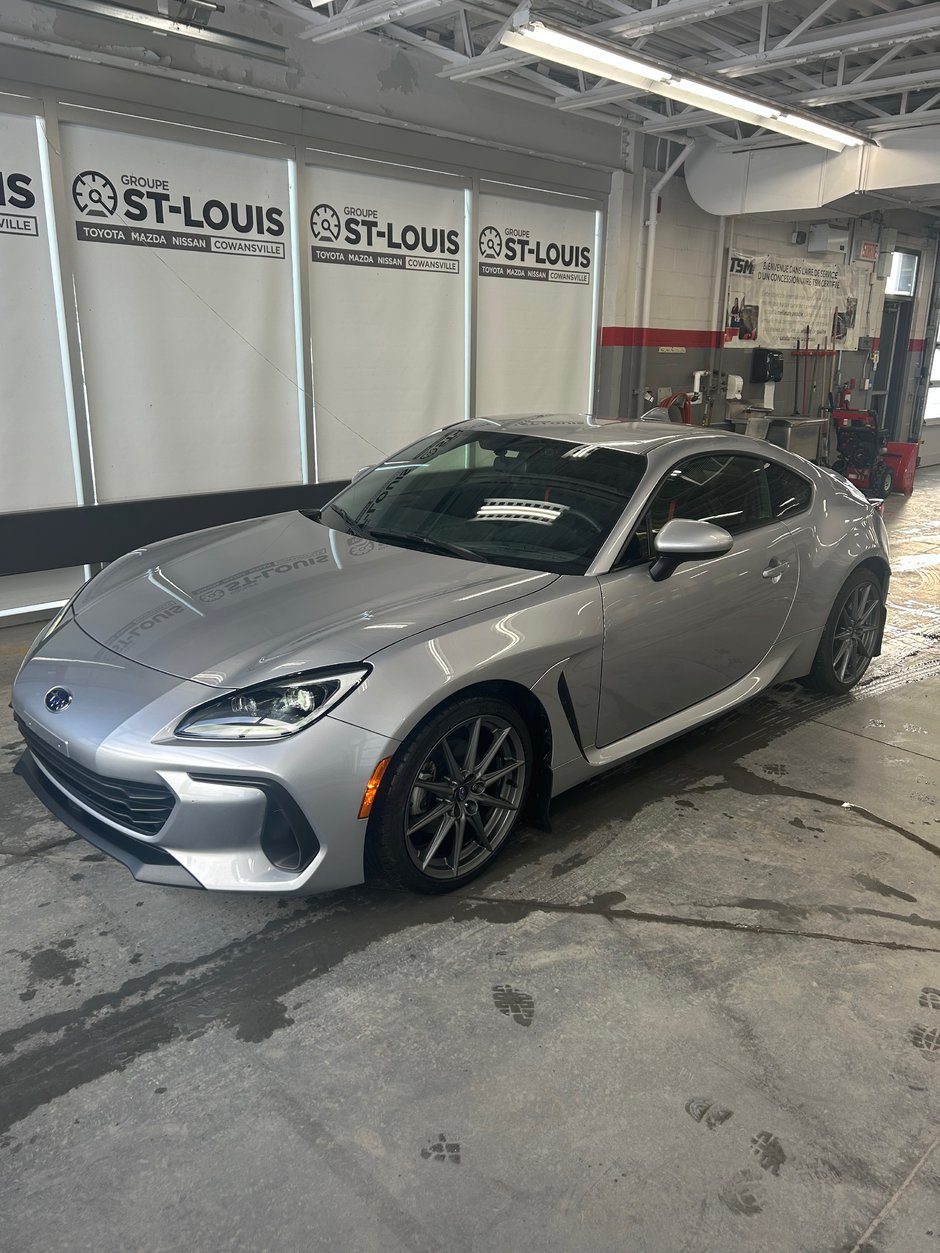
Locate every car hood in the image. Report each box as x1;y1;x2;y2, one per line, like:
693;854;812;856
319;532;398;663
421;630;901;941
74;512;556;688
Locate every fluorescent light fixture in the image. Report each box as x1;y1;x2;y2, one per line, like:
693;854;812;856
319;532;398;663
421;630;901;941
501;18;867;152
672;79;777;118
779;113;865;147
501;22;671;89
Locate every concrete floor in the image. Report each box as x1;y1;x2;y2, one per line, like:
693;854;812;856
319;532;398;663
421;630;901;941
1;473;938;1253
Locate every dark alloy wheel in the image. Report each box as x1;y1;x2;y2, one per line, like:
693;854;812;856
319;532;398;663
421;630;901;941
802;569;884;694
366;697;532;893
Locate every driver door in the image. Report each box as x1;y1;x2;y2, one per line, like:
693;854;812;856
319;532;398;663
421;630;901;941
596;453;799;747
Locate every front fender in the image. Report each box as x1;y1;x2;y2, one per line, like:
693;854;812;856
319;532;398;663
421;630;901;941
333;575;604;767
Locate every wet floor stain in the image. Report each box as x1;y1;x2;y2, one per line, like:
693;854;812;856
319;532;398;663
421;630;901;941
550;852;590;878
852;873;917;902
687;763;940;860
15;938;87;1002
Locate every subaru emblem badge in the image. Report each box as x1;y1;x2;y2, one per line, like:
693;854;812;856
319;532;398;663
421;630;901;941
44;687;72;713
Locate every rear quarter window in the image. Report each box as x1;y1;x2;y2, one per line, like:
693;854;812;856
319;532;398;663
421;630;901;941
765;460;813;520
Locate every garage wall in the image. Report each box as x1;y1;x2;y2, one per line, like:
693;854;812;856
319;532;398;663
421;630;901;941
598;167;936;455
0;88;603;615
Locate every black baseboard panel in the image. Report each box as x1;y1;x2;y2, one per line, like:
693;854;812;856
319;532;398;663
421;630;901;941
1;482;345;578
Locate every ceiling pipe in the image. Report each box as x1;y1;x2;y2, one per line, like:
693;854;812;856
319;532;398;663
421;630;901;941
637;137;693;417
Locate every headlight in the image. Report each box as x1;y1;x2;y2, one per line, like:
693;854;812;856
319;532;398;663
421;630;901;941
174;666;370;741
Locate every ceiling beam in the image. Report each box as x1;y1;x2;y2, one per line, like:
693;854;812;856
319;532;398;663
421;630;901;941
798;69;940;107
436;0;772;82
298;0;451;41
714;4;940;78
569;0;775;41
771;0;840;52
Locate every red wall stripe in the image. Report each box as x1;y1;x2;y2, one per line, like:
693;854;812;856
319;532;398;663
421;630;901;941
601;326;723;349
601;328;929;353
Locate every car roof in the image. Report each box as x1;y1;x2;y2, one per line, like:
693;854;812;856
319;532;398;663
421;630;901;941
468;414;737;453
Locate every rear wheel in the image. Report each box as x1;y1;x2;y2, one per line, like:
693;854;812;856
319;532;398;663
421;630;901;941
801;569;884;694
366;697;532;893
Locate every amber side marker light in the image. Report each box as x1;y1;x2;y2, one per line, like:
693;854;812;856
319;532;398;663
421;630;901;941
359;757;391;819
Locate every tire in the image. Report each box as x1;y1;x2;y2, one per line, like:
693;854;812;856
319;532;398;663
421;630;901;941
365;696;533;894
801;569;884;695
875;465;893;497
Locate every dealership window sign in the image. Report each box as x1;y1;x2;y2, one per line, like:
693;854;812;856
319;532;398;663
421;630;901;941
309;196;462;274
475;194;597;415
69;165;287;259
477;220;592;285
1;111;81;523
0;167;39;238
725;253;865;350
61;124;303;503
305;163;467;481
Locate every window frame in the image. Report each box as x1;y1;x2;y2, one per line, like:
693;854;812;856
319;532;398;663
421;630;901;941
610;451;814;572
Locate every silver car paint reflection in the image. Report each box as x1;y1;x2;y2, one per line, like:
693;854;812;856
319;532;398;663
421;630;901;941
12;418;890;893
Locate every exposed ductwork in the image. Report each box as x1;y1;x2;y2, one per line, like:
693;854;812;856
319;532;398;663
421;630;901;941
685;125;940;218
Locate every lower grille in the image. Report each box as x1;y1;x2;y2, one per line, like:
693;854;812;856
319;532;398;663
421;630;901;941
17;720;175;837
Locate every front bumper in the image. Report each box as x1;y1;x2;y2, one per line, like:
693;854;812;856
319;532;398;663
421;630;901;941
11;620;399;892
14;749;203;889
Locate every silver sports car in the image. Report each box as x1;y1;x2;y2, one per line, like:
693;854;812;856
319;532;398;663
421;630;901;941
13;417;890;895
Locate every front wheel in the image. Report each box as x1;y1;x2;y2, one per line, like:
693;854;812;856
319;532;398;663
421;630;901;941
365;697;532;893
801;569;884;694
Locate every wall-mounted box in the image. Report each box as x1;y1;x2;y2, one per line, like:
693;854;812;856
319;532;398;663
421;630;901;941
807;224;849;255
750;349;784;384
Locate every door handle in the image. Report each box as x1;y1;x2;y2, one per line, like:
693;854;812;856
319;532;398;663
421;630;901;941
762;560;791;581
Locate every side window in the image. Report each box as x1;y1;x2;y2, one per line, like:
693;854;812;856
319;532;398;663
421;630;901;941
614;453;774;569
649;454;772;538
764;460;813;520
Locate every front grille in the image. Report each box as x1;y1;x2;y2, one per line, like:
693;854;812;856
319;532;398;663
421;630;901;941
17;720;175;837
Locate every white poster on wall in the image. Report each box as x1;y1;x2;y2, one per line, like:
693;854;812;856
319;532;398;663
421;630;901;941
0;111;78;515
306;163;467;481
725;253;866;351
475;194;597;416
61;124;304;503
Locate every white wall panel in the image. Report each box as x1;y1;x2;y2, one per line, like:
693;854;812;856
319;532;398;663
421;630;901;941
306;163;467;480
0;567;85;616
0;111;78;513
61;124;304;502
475;194;598;416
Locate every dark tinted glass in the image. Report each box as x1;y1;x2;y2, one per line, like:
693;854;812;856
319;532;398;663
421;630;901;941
646;454;772;537
320;427;648;575
765;460;813;519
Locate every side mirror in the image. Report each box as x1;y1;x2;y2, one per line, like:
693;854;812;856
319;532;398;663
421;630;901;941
351;465;373;484
650;518;734;582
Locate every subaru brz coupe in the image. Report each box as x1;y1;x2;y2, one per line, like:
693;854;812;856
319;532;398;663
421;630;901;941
13;417;890;894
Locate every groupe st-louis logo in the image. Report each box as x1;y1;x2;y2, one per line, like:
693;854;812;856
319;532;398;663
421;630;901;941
310;202;342;244
71;170;118;217
479;226;502;259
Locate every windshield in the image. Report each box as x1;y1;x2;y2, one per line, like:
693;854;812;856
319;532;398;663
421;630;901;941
318;426;648;575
